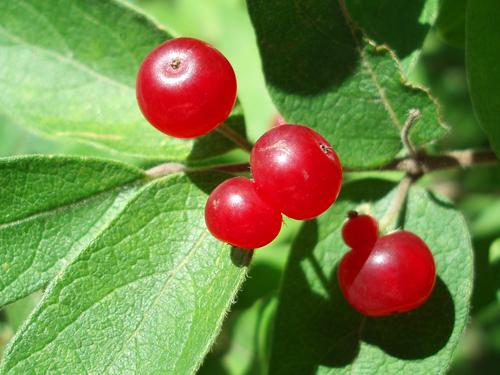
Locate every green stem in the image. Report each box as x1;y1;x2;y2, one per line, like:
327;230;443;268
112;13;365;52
215;126;253;153
378;175;413;233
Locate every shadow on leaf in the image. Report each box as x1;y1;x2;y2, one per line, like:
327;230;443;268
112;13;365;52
269;220;362;374
346;0;431;61
270;179;457;373
362;277;454;359
247;0;359;96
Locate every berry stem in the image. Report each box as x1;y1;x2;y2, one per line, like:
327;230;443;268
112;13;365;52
215;126;253;153
378;175;413;233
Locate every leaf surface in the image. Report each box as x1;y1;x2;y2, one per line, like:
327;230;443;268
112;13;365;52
466;0;500;157
269;179;473;374
247;0;446;168
1;173;248;374
0;156;144;306
0;0;246;161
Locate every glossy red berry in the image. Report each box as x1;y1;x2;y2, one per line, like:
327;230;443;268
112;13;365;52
250;124;342;220
338;230;436;316
136;37;237;138
205;177;282;249
342;211;379;249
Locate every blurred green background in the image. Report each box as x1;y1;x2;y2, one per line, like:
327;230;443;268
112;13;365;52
0;0;498;373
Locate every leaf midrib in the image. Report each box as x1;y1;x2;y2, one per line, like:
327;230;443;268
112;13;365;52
100;232;209;373
0;187;139;306
338;0;403;131
295;0;405;132
0;179;145;231
3;176;219;373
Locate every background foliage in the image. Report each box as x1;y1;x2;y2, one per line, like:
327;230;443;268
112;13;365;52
0;0;498;374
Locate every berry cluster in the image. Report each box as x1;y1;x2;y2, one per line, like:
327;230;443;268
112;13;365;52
206;124;342;249
136;37;437;316
338;212;436;316
136;37;342;249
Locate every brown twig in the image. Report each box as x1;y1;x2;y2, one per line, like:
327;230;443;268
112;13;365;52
378;149;498;175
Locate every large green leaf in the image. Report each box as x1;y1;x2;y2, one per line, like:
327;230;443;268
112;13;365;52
269;179;473;374
247;0;446;168
0;173;248;374
0;156;144;307
0;0;246;161
466;0;500;157
345;0;439;73
436;0;467;48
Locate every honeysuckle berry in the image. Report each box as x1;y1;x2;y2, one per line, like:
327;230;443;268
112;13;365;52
136;37;237;138
338;215;436;316
205;177;282;249
250;124;342;220
341;211;379;249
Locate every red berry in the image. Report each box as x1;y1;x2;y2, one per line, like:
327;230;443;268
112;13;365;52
136;37;237;138
250;124;342;220
205;177;282;249
342;212;379;249
338;230;436;316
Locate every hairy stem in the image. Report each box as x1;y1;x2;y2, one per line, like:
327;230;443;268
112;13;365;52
401;108;421;158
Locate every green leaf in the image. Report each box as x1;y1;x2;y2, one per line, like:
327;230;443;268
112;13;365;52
247;0;446;168
0;173;248;374
0;118;145;161
0;155;144;307
0;0;246;161
345;0;439;73
466;0;500;158
436;0;467;48
269;179;473;374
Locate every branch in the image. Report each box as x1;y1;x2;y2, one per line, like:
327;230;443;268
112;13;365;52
376;149;498;175
145;150;497;179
